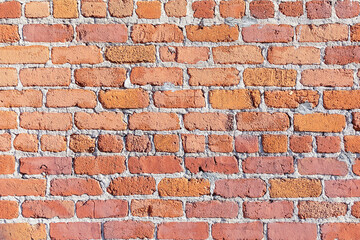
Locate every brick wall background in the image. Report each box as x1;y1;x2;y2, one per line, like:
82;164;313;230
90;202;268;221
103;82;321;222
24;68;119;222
0;0;360;239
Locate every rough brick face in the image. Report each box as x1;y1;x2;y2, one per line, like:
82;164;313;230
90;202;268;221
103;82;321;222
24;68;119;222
2;1;360;239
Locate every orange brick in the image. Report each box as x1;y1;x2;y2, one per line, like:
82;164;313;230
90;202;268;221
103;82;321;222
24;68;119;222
270;179;322;198
0;134;11;152
158;178;210;197
105;45;156;63
108;0;133;17
154;90;205;108
129;112;180;131
0;111;17;129
131;24;183;43
104;221;154;239
0;223;46;239
154;134;179;152
186;200;238;218
184;112;233;131
298;201;347;219
0;25;19;43
46;89;96;108
345;136;360;153
279;1;303;17
264;90;319;108
20;112;72;131
69;134;95;153
52;46;102;64
186;24;239;42
324;90;360;109
220;0;245;18
164;0;187;17
297;24;348;42
294;113;346;132
316;136;341;153
76;199;128;218
130;67;182;86
81;0;107;18
290;135;313;153
99;89;149;109
14;134;38;152
0;68;17;86
188;68;239;86
210;89;261;109
243;24;293;43
160;46;209;64
22;200;74;219
107;177;156;195
74;156;125;175
75;112;126;130
301;69;353;87
0;90;42;108
75;68;126;87
98;134;123;152
0;156;15;174
41;135;67;152
0;179;46;196
20;68;70;86
213;45;264;64
192;0;215;18
268;46;321;65
53;0;79;18
0;46;49;64
128;156;182;174
236;112;290;131
181;134;205;153
131;199;183;217
0;201;18;219
25;2;50;18
0;1;21;18
136;1;161;18
243;68;297;87
262;134;288;153
208;135;233;152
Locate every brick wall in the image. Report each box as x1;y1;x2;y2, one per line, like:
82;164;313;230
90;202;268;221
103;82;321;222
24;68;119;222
0;0;360;239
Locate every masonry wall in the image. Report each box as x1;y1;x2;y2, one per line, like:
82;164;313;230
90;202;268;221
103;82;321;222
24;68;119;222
1;0;360;239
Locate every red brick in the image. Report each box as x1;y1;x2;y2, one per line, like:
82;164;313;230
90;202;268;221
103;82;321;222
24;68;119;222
325;180;360;197
0;1;21;18
236;112;290;131
75;112;126;130
20;68;71;86
268;223;317;240
294;113;346;132
250;0;274;18
52;46;103;64
352;202;360;217
235;135;259;153
213;45;264;64
131;67;182;86
298;201;347;219
316;136;341;153
186;24;239;42
99;89;149;109
192;0;215;18
353;159;360;175
0;201;18;219
50;178;102;196
157;222;209;240
279;1;303;17
154;90;205;108
76;200;128;218
353;112;360;130
46;89;96;108
129;112;180;131
104;221;154;239
0;155;14;174
0;25;19;42
131;24;183;43
208;135;233;152
188;68;239;86
335;0;360;18
324;90;360;109
325;46;360;64
244;201;293;219
0;223;46;240
129;156;183;174
243;24;293;43
321;223;360;240
98;134;123;152
290;135;313;153
185;156;238;174
23;24;73;42
107;177;156;195
0;90;42;108
20;112;72;131
20;157;71;175
212;222;263;240
14;134;38;152
0;179;46;196
219;0;245;18
154;134;179;152
186;200;238;218
184;112;233;131
160;46;209;64
74;156;125;175
243;156;294;174
182;134;205;153
76;24;127;42
306;0;332;19
298;157;347;176
268;46;321;65
50;223;101;240
22;200;74;219
214;179;266;198
75;68;125;87
126;135;151;152
301;69;353;87
131;199;183;217
158;178;210;197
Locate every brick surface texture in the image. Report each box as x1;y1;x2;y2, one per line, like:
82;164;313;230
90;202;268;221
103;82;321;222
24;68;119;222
1;0;360;239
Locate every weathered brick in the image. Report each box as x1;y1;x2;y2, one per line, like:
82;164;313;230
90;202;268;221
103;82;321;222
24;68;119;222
290;135;313;153
81;0;107;18
131;199;183;217
316;136;341;153
186;24;239;42
294;113;346;132
186;200;238;218
184;112;233;131
243;24;293;43
236;112;290;131
0;90;42;108
158;178;210;197
210;89;260;109
243;68;297;87
0;155;15;174
46;89;96;108
345;136;360;153
244;201;293;219
0;68;17;86
298;201;347;219
105;46;156;63
0;201;18;219
41;135;67;152
20;68;71;86
160;46;209;64
298;157;347;176
0;1;21;18
107;177;156;195
279;1;303;17
76;200;128;218
250;0;274;18
74;156;125;175
0;179;46;196
126;135;151;152
0;223;46;240
99;89;149;109
325;46;360;64
0;25;19;43
268;223;317;240
219;0;245;18
182;134;206;153
53;0;79;18
297;24;348;42
98;135;123;152
0;46;49;64
192;0;215;18
0;111;17;129
75;68;126;87
75;112;126;130
268;46;321;65
131;67;182;86
69;134;95;153
50;178;102;196
164;0;187;17
306;0;332;19
324;90;360;109
154;90;205;108
335;0;360;18
25;2;50;18
129;112;180;131
14;134;38;152
235;135;259;153
265;90;319;108
208;135;233;152
22;200;74;219
154;134;179;152
326;179;360;197
321;223;360;240
188;68;239;86
185;156;238;174
132;24;183;43
243;156;294;174
108;0;133;17
270;179;322;198
20;157;72;175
